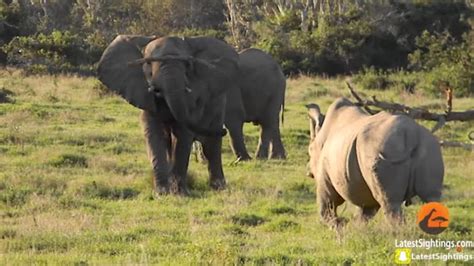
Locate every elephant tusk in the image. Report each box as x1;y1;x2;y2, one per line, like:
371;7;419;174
148;86;163;98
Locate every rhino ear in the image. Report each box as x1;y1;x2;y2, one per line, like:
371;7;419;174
98;35;158;112
306;103;324;141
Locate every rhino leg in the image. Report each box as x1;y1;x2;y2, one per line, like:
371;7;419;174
317;171;345;228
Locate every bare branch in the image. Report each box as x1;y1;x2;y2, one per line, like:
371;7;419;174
346;82;474;122
439;141;474;150
346;82;376;115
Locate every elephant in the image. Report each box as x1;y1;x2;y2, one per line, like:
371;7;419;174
306;97;444;227
98;35;240;195
225;48;286;161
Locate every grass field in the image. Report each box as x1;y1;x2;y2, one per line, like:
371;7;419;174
1;69;473;265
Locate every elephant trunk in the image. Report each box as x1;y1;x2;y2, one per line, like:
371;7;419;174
160;64;226;137
160;64;190;124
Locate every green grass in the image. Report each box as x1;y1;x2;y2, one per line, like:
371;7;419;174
1;70;473;264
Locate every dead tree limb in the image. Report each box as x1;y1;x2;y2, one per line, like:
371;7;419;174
346;82;474;122
439;141;474;150
346;82;375;115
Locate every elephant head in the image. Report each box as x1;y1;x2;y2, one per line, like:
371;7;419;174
98;35;239;136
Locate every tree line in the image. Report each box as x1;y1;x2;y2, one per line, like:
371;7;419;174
1;0;473;95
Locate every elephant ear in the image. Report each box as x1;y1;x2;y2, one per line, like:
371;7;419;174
184;37;239;95
98;35;158;112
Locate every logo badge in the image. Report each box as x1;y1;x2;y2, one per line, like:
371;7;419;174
394;248;412;264
417;202;449;235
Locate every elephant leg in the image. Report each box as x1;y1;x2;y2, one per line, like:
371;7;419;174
255;125;272;159
201;136;226;190
381;202;404;224
170;125;194;196
357;206;380;222
140;111;172;194
269;122;286;159
225;115;251;162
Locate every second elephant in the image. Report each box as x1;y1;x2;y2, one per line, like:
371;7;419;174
225;48;287;161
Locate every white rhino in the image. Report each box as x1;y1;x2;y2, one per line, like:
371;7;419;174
306;97;444;226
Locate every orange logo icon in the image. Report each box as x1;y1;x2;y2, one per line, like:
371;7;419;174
417;202;449;235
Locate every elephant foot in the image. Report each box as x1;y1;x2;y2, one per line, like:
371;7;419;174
169;178;190;196
230;156;251;165
173;185;190;196
154;185;170;196
270;152;286;160
270;153;286;160
210;178;226;190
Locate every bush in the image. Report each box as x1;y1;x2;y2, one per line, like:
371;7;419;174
4;30;103;75
353;67;391;90
176;28;227;41
408;31;473;96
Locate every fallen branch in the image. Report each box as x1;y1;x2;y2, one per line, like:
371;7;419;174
347;82;375;115
439;141;474;150
346;82;474;133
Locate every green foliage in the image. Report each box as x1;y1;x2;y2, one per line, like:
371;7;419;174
256;8;374;74
354;29;473;96
353;67;391;90
5;30;102;75
388;0;472;51
1;0;472;78
409;31;473;96
0;1;21;27
175;28;227;41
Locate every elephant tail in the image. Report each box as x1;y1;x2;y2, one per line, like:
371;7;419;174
280;98;285;127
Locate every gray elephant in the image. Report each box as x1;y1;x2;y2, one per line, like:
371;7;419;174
225;48;286;161
98;35;239;195
306;98;444;226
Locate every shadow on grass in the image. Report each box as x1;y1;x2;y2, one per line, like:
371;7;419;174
79;181;140;200
231;213;266;226
48;153;88;168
